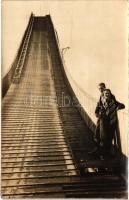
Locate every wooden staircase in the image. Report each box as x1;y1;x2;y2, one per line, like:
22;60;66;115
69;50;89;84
2;15;127;198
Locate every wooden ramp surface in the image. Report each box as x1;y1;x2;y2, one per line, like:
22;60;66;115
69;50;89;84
2;16;127;198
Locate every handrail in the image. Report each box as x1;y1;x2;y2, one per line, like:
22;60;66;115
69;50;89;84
13;14;34;83
47;15;96;131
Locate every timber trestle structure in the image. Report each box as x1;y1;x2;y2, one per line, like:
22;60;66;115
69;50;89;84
2;14;127;198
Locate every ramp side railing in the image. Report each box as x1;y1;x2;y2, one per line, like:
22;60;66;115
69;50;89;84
2;13;34;97
47;15;128;157
13;14;34;83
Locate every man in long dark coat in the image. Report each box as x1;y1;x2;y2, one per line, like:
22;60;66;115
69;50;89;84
95;89;125;158
94;84;116;146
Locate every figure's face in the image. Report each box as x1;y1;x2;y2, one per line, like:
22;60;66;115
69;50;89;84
98;85;105;93
104;90;111;99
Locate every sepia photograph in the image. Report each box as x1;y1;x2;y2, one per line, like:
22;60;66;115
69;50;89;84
1;0;128;198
